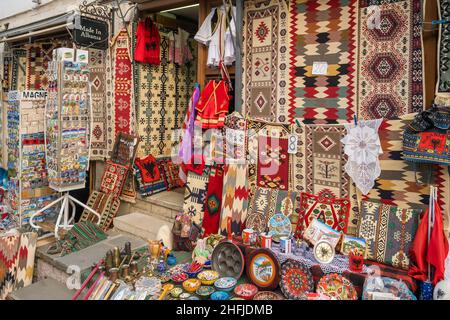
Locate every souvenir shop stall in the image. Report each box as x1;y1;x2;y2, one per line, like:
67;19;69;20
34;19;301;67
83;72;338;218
2;0;450;301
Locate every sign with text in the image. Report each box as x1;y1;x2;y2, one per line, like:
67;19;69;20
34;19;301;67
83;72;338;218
73;15;108;50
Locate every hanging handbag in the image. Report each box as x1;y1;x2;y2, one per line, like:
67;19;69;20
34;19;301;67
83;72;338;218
402;105;450;166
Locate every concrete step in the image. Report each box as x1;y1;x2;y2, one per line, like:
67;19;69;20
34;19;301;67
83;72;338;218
113;212;172;242
35;233;147;285
7;278;76;300
117;189;185;225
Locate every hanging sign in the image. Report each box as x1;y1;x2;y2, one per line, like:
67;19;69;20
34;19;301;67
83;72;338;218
73;15;109;50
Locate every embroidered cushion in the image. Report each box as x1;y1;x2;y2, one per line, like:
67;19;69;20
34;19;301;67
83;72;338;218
157;158;184;190
357;199;421;270
294;191;350;239
134;155;161;184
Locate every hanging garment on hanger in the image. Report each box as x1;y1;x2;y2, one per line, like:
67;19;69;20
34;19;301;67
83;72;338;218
169;28;193;65
179;86;200;165
195;80;230;129
195;5;236;67
135;17;161;65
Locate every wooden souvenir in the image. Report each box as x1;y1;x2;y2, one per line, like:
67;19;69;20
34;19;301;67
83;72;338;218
245;248;280;290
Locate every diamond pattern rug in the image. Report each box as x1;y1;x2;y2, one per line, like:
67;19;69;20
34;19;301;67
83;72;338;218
356;0;424;119
288;0;357;124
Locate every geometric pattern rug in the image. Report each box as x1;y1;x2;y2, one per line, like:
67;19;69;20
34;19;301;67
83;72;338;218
293;124;360;235
134;25;197;158
243;0;291;123
357;0;424;119
288;0;357;124
89;48;108;160
359;117;450;219
437;0;450;95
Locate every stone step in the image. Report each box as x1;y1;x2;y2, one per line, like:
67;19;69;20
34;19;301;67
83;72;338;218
7;278;76;300
113;212;172;242
35;233;147;285
117;189;185;225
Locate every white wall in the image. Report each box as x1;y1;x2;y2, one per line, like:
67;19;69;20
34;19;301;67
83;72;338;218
0;0;54;20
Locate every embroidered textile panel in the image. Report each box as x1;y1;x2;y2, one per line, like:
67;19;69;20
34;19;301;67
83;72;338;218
203;165;225;236
134;24;197;158
293;124;360;235
357;0;424;119
243;0;290;123
0;235;20;300
357;199;420;270
99;161;130;199
11;49;27;91
79;191;121;231
289;0;357;124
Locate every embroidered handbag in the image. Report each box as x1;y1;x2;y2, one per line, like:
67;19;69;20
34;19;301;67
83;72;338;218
402;105;450;166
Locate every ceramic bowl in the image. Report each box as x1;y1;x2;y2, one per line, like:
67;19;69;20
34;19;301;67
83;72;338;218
234;283;258;300
197;270;219;285
184;263;203;278
182;278;202;293
204;260;212;268
159;272;171;283
214;277;237;292
179;293;191;300
211;291;229;300
196;286;216;299
170;287;183;298
171;272;188;284
188;295;200;300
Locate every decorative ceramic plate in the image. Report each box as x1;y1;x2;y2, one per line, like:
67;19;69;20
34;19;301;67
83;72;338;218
280;259;314;300
169;263;190;275
214;277;237;292
268;214;292;242
234;283;258;300
212;241;245;279
245;248;280;290
253;291;285;300
187;295;200;300
316;273;358;300
196;286;216;298
197;270;220;285
211;291;229;300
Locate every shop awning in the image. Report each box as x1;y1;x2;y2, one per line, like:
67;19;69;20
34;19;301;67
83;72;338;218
0;11;76;43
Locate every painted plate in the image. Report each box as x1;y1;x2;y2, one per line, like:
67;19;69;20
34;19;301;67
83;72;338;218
280;259;314;300
245;248;280;290
253;291;285;300
316;273;358;300
267;213;292;242
214;277;237;291
212;241;245;279
234;283;258;300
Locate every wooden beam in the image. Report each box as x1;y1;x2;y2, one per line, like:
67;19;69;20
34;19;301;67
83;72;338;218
197;0;208;88
137;0;197;12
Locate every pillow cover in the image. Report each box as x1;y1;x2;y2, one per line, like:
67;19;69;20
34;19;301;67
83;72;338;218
294;191;350;239
357;199;420;270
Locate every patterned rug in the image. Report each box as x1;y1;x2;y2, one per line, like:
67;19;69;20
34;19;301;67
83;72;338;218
108;29;136;157
257;134;290;190
183;167;210;227
246;119;291;194
219;164;250;236
437;0;450;95
360;117;450;216
202;165;224;236
10;49;27;91
79;191;121;231
288;0;357;124
0;234;20;300
293;124;360;235
243;0;291;123
99;161;130;199
25;41;68;90
14;232;37;291
134;24;197;158
89;48;108;160
357;0;424;119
